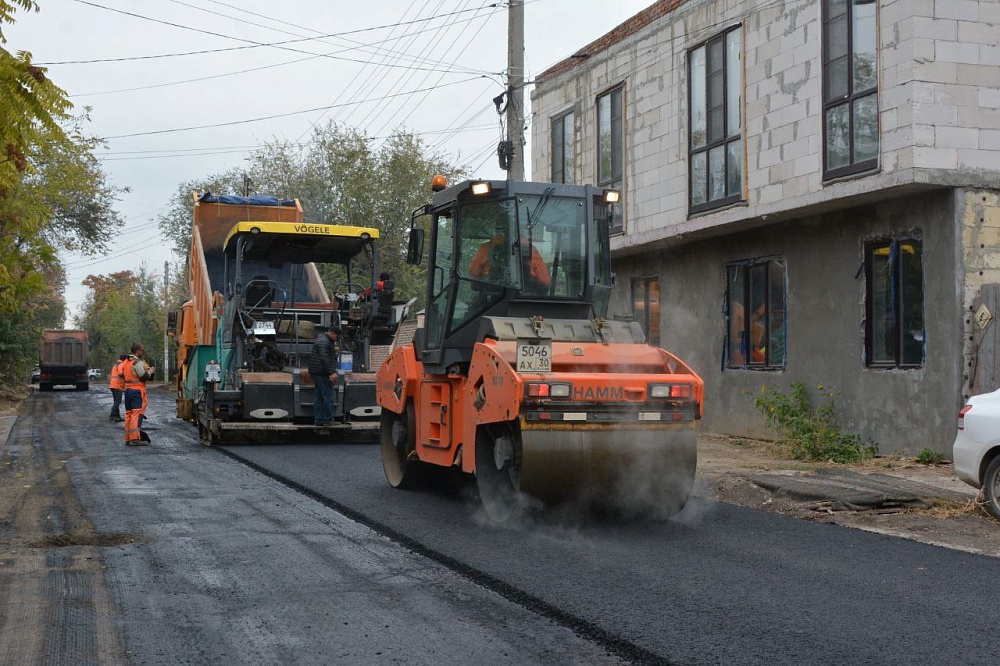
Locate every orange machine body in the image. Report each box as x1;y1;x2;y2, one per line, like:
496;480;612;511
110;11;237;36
378;331;704;476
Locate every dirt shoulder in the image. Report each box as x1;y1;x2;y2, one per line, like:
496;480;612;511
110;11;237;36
696;433;1000;557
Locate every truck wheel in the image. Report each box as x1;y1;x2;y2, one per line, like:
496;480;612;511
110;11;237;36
77;382;89;391
380;402;421;488
984;456;1000;521
475;423;525;523
39;383;52;392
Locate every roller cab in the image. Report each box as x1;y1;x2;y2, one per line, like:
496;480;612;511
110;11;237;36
376;179;704;522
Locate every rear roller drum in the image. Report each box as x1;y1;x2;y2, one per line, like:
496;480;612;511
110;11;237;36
380;402;421;488
475;423;526;523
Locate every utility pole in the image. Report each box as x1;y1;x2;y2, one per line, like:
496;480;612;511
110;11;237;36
506;0;525;181
163;261;170;381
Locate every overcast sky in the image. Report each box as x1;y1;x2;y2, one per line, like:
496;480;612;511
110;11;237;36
7;0;651;324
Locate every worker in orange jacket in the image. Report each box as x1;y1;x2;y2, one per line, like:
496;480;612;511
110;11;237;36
108;354;127;422
122;342;155;446
469;235;550;290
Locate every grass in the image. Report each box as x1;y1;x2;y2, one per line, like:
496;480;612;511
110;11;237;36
754;382;878;464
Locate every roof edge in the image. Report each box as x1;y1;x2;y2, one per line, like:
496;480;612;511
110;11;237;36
535;0;690;84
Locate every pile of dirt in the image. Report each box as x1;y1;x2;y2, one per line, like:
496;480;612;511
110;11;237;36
0;384;30;415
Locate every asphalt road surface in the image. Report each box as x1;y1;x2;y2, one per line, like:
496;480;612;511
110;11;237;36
5;387;1000;665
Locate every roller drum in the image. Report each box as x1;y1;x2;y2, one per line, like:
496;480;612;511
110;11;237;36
517;426;697;520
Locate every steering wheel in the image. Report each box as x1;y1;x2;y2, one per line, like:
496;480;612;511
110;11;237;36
336;282;368;304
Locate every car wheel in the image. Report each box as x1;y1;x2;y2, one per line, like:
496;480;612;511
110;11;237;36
983;456;1000;521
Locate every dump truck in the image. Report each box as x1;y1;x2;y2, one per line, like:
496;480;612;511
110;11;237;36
173;192;408;444
376;178;704;522
39;329;90;391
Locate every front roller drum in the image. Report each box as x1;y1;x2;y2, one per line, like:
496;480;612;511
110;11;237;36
380;402;422;488
477;424;697;522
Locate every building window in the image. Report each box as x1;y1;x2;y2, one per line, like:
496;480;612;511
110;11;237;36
726;259;786;369
822;0;878;179
689;25;743;214
597;85;624;233
631;276;660;347
865;239;923;367
551;111;575;184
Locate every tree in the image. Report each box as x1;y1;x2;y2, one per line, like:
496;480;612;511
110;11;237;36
0;1;127;383
0;1;125;359
76;268;165;373
0;1;69;315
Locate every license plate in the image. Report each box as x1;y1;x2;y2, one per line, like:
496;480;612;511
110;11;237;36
252;320;276;336
516;339;552;373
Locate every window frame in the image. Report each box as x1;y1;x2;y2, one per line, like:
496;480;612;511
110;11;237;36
688;24;744;214
551;109;575;184
596;85;625;234
596;84;624;187
725;257;786;370
631;276;661;348
864;237;924;369
821;0;879;180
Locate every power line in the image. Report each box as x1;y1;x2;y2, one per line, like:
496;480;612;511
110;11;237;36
46;1;498;66
357;0;459;132
102;76;487;139
308;0;425;135
96;125;496;160
369;2;501;141
362;0;477;136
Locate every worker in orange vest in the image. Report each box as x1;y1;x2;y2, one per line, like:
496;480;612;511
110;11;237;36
108;354;127;422
121;342;155;446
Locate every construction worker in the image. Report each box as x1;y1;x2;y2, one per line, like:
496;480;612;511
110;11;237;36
308;324;341;427
122;342;155;446
469;234;550;290
108;354;127;422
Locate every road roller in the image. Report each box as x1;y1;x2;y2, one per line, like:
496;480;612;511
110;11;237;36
376;177;704;522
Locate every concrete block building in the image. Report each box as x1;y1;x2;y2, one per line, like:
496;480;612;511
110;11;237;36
530;0;1000;454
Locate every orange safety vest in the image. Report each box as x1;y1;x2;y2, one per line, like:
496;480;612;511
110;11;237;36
122;357;148;389
121;356;148;444
122;356;149;413
110;361;125;390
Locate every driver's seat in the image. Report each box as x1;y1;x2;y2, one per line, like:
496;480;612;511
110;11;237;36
245;275;274;308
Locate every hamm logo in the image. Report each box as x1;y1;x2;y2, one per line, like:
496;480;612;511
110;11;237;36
573;386;623;401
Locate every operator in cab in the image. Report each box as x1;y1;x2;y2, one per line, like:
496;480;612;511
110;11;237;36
469;234;550;291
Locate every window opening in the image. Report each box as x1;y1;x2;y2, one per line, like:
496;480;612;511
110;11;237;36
689;25;744;213
822;0;878;179
631;277;661;347
726;259;786;369
551;111;575;184
865;238;923;367
597;85;624;233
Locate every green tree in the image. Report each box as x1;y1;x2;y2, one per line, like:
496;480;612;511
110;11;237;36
0;1;124;383
76;268;165;374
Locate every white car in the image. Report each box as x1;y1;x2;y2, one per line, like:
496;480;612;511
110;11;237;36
88;368;103;380
953;389;1000;520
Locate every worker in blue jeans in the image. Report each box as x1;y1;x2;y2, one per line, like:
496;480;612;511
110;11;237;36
307;325;341;426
